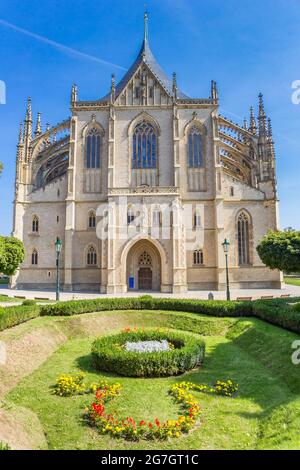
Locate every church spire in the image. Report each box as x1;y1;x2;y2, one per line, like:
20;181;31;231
144;10;149;43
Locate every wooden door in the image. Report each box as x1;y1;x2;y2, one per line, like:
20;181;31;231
138;267;152;290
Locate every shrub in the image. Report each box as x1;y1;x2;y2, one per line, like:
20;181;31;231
22;299;36;306
0;304;40;332
92;329;205;377
252;300;300;335
40;297;253;318
0;442;11;450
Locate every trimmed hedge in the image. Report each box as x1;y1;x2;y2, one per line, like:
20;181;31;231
40;297;253;318
1;295;300;336
92;329;205;377
0;304;40;332
252;301;300;335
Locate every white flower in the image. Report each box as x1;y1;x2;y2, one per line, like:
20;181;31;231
125;340;170;353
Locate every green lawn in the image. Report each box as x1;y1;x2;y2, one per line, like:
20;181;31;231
285;277;300;287
0;295;16;302
3;309;300;450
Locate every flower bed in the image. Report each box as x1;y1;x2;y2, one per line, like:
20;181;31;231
91;329;205;377
53;373;239;441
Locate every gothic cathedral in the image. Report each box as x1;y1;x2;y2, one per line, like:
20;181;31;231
12;15;282;293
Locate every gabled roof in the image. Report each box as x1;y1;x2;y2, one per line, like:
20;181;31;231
111;37;189;100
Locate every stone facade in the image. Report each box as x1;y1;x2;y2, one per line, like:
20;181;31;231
11;16;282;293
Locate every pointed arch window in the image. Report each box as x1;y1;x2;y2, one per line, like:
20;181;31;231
127;206;136;225
88;210;96;229
237;212;250;265
32;216;39;233
132;121;158;169
31;249;38;266
193;250;204;265
86;128;101;169
87;246;97;266
188;126;204;168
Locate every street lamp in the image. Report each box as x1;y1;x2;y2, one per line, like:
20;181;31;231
222;238;231;301
55;238;62;302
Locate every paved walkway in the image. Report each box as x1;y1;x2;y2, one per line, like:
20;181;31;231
1;284;300;302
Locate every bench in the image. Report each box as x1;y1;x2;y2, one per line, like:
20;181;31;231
280;294;291;298
260;296;274;300
236;297;252;301
13;295;26;300
34;297;50;301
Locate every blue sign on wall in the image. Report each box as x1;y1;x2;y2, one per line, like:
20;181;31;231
129;277;135;289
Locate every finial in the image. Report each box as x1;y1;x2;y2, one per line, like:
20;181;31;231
26;97;32;121
268;117;273;138
172;72;178;100
144;9;149;42
110;74;116;102
258;93;267;136
249;106;257;135
211;80;218;102
243;118;248;130
71;84;78;104
46;122;50;132
34;112;42;137
18;122;24;145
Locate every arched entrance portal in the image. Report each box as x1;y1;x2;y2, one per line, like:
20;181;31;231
126;240;161;292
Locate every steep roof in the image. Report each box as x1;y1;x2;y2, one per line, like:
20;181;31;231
101;14;189;101
112;37;189;100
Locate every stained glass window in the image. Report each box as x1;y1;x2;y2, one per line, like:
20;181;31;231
188;126;203;168
87;246;97;266
32;216;39;233
31;249;38;265
88;211;96;229
193;250;204;265
132;121;157;169
86;128;101;169
238;212;250;265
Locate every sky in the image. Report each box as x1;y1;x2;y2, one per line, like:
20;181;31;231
0;0;300;235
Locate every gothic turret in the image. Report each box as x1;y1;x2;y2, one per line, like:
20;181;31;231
258;93;267;138
249;106;257;135
71;84;78;105
16;122;24;161
211;80;219;103
24;97;32;161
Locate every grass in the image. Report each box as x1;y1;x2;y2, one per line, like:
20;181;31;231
4;310;300;450
285;277;300;287
0;295;15;303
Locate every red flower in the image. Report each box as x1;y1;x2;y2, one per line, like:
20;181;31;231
139;420;146;426
149;423;153;429
155;418;161;427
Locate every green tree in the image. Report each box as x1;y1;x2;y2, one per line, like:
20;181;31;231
0;236;25;276
0;162;3;176
257;230;300;273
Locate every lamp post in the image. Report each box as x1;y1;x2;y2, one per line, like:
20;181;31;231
222;238;231;301
55;238;62;302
